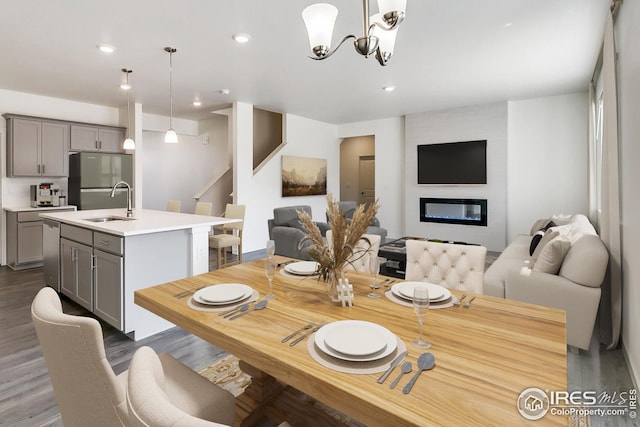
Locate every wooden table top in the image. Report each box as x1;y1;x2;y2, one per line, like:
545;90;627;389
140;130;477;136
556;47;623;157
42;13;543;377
135;257;567;426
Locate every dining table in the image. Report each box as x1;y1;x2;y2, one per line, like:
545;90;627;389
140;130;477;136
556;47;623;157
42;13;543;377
134;256;568;427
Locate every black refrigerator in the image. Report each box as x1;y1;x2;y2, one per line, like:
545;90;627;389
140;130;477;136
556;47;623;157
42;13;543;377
68;152;133;210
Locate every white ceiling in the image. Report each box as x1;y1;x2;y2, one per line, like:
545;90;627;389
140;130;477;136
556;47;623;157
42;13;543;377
0;0;609;125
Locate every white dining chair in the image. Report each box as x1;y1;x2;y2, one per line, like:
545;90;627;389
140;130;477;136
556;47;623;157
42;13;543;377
31;287;235;427
405;240;487;294
326;230;381;274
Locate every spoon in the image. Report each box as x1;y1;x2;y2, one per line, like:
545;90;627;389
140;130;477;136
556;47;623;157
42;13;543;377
220;303;250;318
402;352;435;394
390;361;412;389
229;300;268;320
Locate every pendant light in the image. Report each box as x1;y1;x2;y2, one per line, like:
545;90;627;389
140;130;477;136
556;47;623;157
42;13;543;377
121;68;136;150
164;47;178;143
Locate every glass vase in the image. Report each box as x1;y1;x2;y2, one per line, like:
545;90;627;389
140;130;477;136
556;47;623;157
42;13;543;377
325;268;344;303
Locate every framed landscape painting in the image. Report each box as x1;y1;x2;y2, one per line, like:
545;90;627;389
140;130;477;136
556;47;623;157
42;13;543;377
282;155;327;197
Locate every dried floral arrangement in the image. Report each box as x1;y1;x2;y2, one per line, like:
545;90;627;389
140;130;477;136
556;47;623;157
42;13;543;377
297;194;379;282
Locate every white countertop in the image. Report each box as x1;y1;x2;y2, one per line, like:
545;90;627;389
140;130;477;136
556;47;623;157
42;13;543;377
39;208;237;237
4;205;77;212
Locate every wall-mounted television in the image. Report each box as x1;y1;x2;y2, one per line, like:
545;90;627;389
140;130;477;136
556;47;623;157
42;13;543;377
417;140;487;184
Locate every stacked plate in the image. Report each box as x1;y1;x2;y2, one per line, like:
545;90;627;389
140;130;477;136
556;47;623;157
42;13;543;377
192;283;254;306
284;261;319;276
390;281;452;304
314;320;397;362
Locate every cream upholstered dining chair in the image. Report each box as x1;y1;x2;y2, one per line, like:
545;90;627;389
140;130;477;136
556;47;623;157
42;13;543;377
167;200;181;213
209;204;245;269
127;347;292;427
405;240;487;294
31;287;235;427
195;201;213;216
326;230;381;273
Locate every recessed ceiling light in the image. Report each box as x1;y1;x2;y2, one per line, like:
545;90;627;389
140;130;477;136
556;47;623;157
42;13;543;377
383;85;396;92
503;22;513;28
97;44;116;53
220;89;231;95
232;33;250;43
192;101;202;107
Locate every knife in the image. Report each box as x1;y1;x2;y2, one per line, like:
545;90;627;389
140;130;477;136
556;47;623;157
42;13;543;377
377;350;408;384
290;323;325;346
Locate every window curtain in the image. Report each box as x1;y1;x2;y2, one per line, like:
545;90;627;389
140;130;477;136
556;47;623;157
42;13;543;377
597;11;622;350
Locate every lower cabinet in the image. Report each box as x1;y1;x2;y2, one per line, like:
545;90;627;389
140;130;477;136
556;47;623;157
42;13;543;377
93;249;123;330
60;238;93;311
60;225;123;330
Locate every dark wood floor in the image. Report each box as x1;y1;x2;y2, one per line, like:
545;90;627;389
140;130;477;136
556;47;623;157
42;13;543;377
0;249;636;427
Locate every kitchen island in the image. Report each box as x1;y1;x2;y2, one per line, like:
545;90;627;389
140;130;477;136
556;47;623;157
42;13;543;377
40;208;238;340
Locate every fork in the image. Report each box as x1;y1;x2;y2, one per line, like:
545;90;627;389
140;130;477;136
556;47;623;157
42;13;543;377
453;294;467;306
174;286;205;298
463;296;476;308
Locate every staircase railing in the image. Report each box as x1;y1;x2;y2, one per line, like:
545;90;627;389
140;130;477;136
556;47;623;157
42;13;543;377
193;167;231;202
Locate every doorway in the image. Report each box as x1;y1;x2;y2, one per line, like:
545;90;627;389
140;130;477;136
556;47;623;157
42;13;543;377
340;135;375;203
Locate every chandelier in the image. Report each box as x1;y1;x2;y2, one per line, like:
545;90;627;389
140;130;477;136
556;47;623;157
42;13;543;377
302;0;406;66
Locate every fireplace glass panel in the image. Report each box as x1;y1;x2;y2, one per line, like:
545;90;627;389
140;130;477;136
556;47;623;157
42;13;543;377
420;198;487;226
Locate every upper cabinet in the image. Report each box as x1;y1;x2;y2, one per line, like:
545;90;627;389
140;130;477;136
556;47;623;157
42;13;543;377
70;125;125;153
4;115;69;177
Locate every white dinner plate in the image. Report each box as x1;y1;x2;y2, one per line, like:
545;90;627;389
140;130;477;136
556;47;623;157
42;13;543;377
284;261;319;276
314;320;397;362
193;284;253;305
323;321;387;357
391;281;451;303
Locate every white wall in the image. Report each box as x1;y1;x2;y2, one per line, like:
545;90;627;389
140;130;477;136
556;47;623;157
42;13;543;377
234;102;340;252
507;93;589;241
140;115;228;214
0;89;121;264
615;0;640;389
404;103;508;252
338;117;405;240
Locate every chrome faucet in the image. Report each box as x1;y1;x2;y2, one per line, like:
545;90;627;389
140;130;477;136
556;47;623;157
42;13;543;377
110;181;134;217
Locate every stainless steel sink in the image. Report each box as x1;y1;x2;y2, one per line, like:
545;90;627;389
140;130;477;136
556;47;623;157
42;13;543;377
84;216;136;222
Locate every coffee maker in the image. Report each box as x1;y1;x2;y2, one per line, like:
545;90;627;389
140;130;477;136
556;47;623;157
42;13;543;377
30;183;60;207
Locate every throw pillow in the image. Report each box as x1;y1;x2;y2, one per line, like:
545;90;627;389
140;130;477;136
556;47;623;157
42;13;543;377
531;229;560;262
530;219;551;236
529;221;556;256
533;235;572;274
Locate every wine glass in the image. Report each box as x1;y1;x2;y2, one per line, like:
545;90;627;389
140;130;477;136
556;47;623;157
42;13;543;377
266;240;275;258
264;257;276;300
367;257;382;298
412;286;431;349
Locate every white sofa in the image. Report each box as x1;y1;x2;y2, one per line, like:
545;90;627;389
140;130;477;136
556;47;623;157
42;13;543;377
484;214;609;350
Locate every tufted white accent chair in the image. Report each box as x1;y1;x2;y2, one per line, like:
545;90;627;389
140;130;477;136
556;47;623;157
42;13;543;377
326;231;381;274
405;240;487;293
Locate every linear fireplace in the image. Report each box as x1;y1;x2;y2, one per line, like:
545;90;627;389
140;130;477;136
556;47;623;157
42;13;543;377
420;198;487;226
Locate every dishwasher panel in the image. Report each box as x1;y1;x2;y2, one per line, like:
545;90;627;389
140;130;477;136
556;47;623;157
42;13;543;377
43;219;61;291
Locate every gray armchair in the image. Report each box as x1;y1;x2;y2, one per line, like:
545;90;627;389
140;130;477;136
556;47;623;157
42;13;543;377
267;205;330;260
332;201;387;244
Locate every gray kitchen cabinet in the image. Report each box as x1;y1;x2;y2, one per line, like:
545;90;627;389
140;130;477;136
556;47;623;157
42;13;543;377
70;125;125;153
59;224;123;329
94;249;123;330
4;115;69;177
60;237;93;311
5;208;76;270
